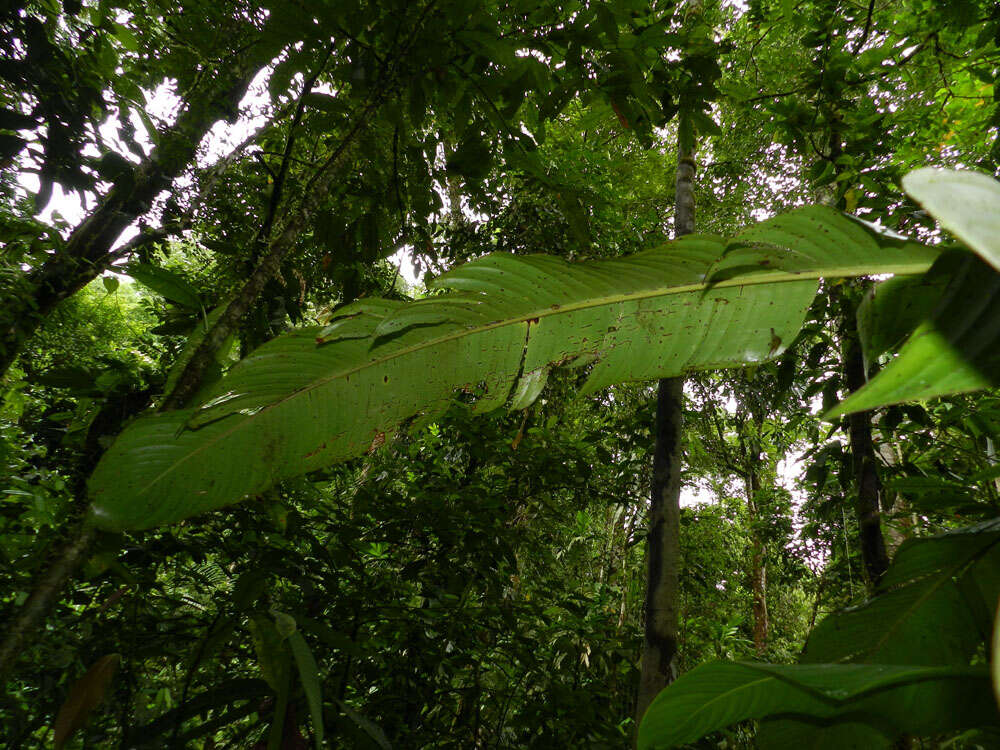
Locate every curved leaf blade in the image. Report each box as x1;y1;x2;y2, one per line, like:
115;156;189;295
637;661;992;750
903;167;1000;271
856;269;949;364
88;207;939;530
826;255;1000;418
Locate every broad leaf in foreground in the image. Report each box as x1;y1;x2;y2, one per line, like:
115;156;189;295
638;521;1000;748
855;263;949;364
829;168;1000;417
637;661;994;749
826;254;1000;417
88;207;937;530
903;167;1000;272
802;520;1000;666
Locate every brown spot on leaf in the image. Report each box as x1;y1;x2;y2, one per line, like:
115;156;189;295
368;431;386;454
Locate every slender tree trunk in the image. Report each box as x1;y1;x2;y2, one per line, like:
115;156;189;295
618;508;637;630
746;469;769;656
838;294;890;587
636;377;684;721
751;545;768;654
635;143;696;726
819;114;891;589
445;143;467;231
742;407;769;655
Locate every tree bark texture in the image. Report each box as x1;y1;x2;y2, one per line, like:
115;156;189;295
636;376;684;723
635;146;696;726
838;292;890;587
746;469;769;656
0;63;260;379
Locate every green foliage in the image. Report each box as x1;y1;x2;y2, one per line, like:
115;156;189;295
88;208;937;530
832;170;1000;417
639;661;994;749
3;0;1000;745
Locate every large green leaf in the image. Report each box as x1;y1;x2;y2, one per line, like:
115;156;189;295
637;661;994;749
87;207;938;530
903;167;1000;272
828;167;1000;418
124;262;203;310
856;266;949;364
639;521;1000;749
802;520;1000;666
826;254;1000;418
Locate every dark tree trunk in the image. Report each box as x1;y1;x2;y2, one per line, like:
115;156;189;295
636;377;684;720
746;469;769;655
819;116;890;589
635;143;696;725
839;291;890;587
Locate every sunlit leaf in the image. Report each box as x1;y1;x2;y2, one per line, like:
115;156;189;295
903;167;1000;271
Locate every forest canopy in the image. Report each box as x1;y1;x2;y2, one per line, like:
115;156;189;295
1;0;999;747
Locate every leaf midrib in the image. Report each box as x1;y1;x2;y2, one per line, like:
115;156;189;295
113;260;934;510
861;535;1000;661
